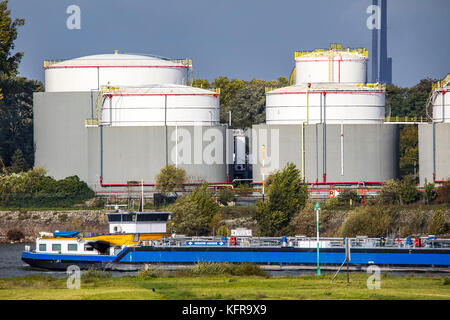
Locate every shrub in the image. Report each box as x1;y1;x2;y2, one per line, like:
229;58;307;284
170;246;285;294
337;189;360;206
217;188;235;205
0;168;94;207
423;179;437;204
436;180;450;204
253;163;308;236
190;262;268;277
443;277;450;286
235;183;253;196
428;210;447;235
216;225;231;237
377;179;402;205
292;202;316;237
155;165;186;193
81;267;111;282
378;176;420;205
399;175;421;204
230;263;269;277
137;265;166;279
167;184;221;236
339;206;397;237
6;228;24;241
191;262;232;276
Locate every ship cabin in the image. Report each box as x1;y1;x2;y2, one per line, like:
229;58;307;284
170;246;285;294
106;211;171;234
34;212;172;256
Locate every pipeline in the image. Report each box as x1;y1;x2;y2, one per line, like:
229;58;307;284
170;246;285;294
432;91;447;183
322;92;327;183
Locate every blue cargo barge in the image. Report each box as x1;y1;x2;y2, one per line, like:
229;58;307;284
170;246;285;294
22;236;450;271
21;210;450;271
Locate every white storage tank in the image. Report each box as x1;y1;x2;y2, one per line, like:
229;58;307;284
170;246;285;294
100;84;220;126
44;52;190;92
266;83;385;124
295;46;368;84
430;74;450;123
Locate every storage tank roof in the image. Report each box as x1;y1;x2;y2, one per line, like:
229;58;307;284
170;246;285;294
44;52;191;68
101;84;220;96
265;83;385;95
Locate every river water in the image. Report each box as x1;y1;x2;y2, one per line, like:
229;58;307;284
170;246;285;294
1;244;449;279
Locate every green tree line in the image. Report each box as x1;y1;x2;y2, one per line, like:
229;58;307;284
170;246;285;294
0;0;43;172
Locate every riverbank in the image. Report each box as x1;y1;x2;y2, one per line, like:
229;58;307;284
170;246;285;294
0;272;449;300
0;204;448;243
0;210;109;243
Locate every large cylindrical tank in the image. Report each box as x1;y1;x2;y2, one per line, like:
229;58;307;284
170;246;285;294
295;48;368;84
431;75;450;122
266;83;385;124
44;53;190;92
100;85;220;126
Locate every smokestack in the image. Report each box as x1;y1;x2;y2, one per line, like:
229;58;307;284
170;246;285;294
371;0;379;83
379;0;392;84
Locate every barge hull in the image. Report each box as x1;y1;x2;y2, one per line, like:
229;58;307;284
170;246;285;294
22;246;450;271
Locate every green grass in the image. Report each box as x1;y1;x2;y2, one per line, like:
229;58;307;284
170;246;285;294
0;273;449;300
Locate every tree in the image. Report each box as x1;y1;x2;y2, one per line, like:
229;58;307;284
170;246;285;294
8;148;28;173
428;210;447;235
167;184;221;236
423;179;437;204
399;125;418;177
436;180;450;204
191;78;210;89
253;163;309;236
213;77;288;129
0;2;43;167
155;165;186;193
0;0;24;77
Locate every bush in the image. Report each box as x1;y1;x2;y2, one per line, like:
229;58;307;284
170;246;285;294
399;175;421;204
423;179;437;204
137;265;166;279
436;181;450;204
6;228;24;241
81;267;111;282
230;263;269;277
337;189;360;206
292;202;316;237
155;165;186;193
377;176;420;205
190;262;268;277
428;210;447;235
216;225;231;237
339;206;397;237
253;163;308;236
217;188;235;205
234;183;253;196
191;262;232;276
0;168;95;207
377;180;402;205
167;184;221;236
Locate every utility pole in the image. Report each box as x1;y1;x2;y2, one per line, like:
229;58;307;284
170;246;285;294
262;145;266;202
315;202;321;275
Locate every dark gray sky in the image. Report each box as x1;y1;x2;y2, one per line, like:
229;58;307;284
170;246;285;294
8;0;450;87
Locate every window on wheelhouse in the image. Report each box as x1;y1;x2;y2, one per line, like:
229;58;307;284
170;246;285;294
68;244;78;251
52;244;61;252
39;244;46;251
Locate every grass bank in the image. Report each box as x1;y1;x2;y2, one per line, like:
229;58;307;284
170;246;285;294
0;272;449;300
